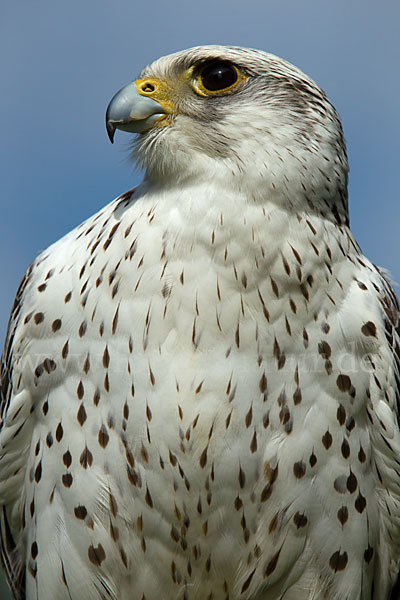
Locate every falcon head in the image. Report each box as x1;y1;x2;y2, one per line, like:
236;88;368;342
106;45;348;222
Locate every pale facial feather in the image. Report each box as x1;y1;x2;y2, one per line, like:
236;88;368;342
131;45;348;225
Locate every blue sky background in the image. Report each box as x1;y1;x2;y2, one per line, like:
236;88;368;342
0;0;399;596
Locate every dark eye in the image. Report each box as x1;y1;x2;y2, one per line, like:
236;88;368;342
200;61;239;92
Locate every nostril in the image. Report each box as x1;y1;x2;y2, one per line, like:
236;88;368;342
141;82;155;93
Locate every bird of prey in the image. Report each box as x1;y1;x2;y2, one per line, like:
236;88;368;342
1;45;399;600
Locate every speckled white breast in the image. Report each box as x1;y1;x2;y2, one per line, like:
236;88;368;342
2;182;400;600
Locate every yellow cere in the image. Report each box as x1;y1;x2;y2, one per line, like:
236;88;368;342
135;78;176;115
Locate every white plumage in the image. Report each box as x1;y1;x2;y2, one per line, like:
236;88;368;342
1;45;400;600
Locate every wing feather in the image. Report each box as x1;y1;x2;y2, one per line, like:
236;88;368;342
0;264;36;600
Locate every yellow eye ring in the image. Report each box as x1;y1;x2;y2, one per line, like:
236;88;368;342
191;61;245;97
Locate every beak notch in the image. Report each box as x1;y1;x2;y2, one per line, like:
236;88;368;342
106;119;116;144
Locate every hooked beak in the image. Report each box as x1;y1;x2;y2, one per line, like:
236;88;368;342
105;83;166;143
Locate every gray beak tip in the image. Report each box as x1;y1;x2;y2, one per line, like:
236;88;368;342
106;119;115;144
106;82;167;142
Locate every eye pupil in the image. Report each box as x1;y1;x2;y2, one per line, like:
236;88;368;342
200;61;238;92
